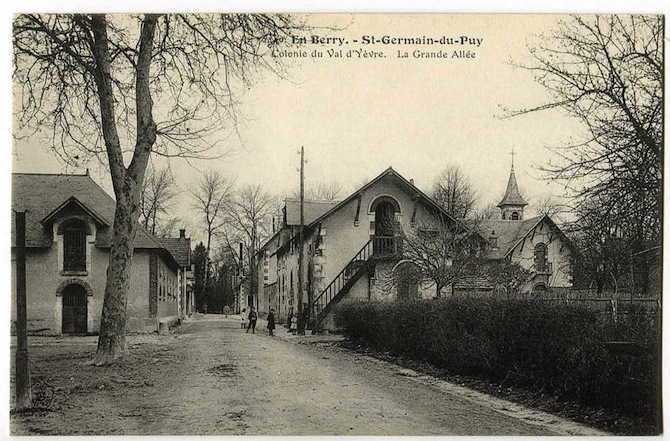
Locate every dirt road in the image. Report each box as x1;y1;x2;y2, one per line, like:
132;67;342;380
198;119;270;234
10;315;602;435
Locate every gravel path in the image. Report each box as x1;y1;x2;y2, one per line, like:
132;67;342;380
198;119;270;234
10;314;603;435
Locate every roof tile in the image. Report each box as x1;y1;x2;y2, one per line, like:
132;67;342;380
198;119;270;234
12;173;163;249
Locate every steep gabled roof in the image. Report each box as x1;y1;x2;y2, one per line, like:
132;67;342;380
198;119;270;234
497;168;528;208
284;199;339;226
308;167;466;230
159;237;192;267
481;215;574;259
12;173;163;250
271;168;486;257
41;196;109;227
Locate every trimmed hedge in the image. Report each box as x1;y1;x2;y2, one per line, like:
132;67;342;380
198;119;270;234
334;298;660;423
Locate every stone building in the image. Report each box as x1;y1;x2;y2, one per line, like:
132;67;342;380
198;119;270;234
254;167;465;329
480;165;574;293
253;165;575;331
11;172;191;334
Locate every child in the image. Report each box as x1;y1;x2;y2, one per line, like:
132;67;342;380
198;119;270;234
267;308;276;336
290;314;298;335
246;306;258;334
240;308;247;329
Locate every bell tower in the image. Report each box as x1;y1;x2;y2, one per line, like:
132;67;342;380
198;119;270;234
497;150;528;220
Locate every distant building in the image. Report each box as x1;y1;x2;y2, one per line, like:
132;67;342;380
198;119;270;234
254;167;470;329
11;173;191;334
480;165;574;293
157;229;194;317
253;165;575;331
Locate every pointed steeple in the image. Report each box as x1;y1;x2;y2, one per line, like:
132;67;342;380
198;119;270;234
497;151;528;220
497;168;528;208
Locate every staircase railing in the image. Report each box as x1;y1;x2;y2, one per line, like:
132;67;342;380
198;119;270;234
311;239;374;321
373;235;398;257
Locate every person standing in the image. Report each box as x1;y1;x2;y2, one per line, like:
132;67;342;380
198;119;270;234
240;308;247;329
298;302;309;335
267;308;276;336
246;306;258;334
290;314;298;335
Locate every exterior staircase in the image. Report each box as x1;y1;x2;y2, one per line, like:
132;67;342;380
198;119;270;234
310;236;398;329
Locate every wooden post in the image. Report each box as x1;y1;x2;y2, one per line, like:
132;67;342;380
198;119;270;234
297;146;305;334
15;210;32;410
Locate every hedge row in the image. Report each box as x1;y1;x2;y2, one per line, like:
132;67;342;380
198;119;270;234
334;298;660;422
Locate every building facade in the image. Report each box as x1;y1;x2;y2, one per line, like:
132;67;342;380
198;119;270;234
11;173;191;334
254;166;575;331
481;165;574;293
254;168;466;329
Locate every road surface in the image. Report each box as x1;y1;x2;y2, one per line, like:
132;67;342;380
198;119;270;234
11;315;603;435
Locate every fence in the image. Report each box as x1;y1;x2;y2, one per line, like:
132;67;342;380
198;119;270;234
451;288;661;323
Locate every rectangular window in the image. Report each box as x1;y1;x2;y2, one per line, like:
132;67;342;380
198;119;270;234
63;230;86;271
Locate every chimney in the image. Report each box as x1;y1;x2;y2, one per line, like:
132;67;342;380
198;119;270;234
488;230;498;250
410;179;414;185
179;229;186;239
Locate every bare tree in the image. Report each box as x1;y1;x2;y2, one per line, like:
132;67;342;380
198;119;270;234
305;181;343;201
392;219;530;298
512;15;663;293
190;169;235;285
472;203;500;222
139;166;178;235
223;184;275;307
431;165;477;220
532;196;567;219
350;176;369;194
13;13;306;363
288;180;342;202
396;218;484;297
565;197;632;293
486;260;531;297
155;216;185;238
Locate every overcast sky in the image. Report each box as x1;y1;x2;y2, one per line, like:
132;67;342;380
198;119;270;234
6;12;654;244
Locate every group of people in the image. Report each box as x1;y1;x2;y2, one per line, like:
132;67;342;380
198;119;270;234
240;306;275;335
239;305;309;336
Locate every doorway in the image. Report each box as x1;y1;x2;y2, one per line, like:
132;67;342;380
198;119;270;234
395;261;420;300
373;197;400;256
62;284;87;334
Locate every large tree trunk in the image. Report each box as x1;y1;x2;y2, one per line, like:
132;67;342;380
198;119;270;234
89;14;158;365
93;192;139;364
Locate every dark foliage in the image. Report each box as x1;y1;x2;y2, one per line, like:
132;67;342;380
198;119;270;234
335;298;661;431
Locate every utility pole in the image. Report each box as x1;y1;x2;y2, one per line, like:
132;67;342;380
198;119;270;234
15;210;32;410
297;146;306;334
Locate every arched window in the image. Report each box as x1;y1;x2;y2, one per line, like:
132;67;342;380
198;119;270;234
511;211;520;220
61;219;87;272
371;196;401;256
533;283;548;293
534;243;548;272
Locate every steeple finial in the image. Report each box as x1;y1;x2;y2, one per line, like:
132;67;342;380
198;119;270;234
510;148;516;171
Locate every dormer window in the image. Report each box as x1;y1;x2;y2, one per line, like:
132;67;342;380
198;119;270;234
62;219;87;272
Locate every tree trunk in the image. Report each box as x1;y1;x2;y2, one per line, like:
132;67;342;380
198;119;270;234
89;14;158;365
92;192;138;364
